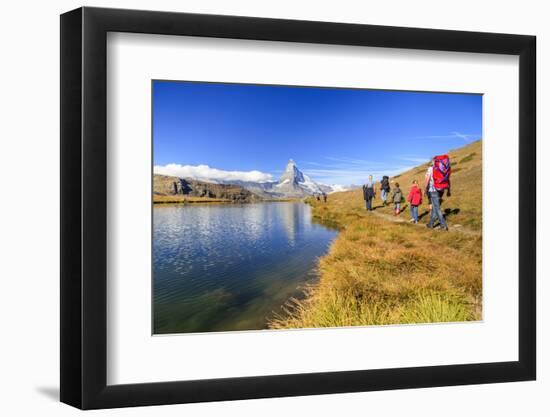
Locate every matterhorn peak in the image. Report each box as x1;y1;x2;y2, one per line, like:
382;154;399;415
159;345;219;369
285;159;296;170
279;158;304;184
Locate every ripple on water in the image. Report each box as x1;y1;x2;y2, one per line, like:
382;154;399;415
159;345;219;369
153;202;337;334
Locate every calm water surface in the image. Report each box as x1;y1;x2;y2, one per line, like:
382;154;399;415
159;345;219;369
153;202;337;334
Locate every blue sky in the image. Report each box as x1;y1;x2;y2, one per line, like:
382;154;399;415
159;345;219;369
153;81;482;185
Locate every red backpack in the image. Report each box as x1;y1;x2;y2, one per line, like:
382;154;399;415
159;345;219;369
432;154;451;190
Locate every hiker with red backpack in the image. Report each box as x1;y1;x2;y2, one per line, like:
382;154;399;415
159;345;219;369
425;154;451;230
407;180;423;223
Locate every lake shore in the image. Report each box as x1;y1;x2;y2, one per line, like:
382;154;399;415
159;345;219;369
269;197;482;329
269;141;483;329
153;195;303;205
154;195;230;204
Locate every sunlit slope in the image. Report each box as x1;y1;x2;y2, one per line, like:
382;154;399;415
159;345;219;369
314;139;482;231
270;140;483;329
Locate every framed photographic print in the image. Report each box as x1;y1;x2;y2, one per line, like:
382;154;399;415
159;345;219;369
60;7;536;409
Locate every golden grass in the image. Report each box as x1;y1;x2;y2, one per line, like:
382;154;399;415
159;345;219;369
269;141;482;329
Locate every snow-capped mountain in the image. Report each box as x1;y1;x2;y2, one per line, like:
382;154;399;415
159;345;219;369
166;159;353;198
228;160;354;197
274;159;326;197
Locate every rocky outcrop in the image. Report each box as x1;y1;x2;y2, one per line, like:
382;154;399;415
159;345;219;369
153;174;263;203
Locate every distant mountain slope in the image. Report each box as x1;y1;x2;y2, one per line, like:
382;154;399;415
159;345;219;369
224;180;283;199
154;160;354;200
153;174;263;203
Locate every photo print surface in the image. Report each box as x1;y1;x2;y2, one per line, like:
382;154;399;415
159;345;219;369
152;81;482;335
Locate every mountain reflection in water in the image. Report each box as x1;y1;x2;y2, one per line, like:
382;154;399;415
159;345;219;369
153;202;337;334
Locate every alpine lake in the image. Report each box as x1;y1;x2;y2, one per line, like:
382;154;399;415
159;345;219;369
153;201;337;334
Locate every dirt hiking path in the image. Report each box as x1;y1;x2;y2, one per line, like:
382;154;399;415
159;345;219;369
370;210;481;237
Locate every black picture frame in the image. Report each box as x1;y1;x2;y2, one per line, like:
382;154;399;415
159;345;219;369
60;6;536;410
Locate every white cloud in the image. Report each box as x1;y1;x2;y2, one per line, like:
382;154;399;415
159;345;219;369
324;156;381;166
417;132;481;141
154;164;274;183
399;156;430;164
302;165;414;186
451;131;471;140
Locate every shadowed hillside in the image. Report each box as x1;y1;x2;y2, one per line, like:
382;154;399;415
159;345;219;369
270;140;482;329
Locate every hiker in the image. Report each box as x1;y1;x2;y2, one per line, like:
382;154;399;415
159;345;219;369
391;182;403;215
425;154;451;230
316;194;321;201
322;192;327;203
362;175;376;211
407;180;423;223
426;188;432;212
380;175;391;206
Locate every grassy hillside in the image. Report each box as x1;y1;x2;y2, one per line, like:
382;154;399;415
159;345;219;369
270;140;482;329
390;139;482;230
